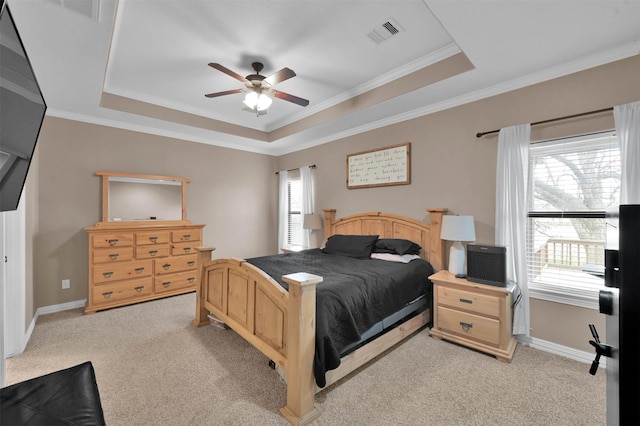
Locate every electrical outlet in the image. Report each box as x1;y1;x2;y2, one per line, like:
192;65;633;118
62;279;70;289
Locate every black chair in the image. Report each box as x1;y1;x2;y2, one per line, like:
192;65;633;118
0;361;106;425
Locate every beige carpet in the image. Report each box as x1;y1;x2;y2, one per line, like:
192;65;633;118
6;293;605;425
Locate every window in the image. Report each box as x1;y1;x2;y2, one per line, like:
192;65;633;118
526;131;620;307
286;172;303;247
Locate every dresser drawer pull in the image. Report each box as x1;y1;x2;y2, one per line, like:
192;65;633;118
183;234;191;240
162;281;171;288
162;263;171;270
187;261;195;267
102;271;114;278
149;236;158;243
102;291;113;299
107;239;119;246
108;253;119;260
134;286;144;292
459;322;473;332
188;277;195;283
149;250;158;256
183;247;191;253
134;267;145;274
460;298;473;304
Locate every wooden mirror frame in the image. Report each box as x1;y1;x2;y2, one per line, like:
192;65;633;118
96;171;191;225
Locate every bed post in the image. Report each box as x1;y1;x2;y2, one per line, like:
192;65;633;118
426;208;446;271
280;272;323;426
192;246;216;327
322;209;336;245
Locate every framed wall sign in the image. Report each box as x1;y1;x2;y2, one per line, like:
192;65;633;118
346;142;411;189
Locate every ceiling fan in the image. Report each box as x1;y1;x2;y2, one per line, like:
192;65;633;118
205;62;309;115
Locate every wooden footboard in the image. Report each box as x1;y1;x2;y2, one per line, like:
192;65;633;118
193;250;322;425
193;208;446;425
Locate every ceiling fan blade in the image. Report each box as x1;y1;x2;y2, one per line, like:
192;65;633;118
205;88;244;98
271;89;309;107
264;68;296;86
208;63;249;83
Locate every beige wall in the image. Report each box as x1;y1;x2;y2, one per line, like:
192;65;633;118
31;117;277;314
277;55;640;351
22;55;639;354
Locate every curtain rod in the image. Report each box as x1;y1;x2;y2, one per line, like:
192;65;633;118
275;164;316;175
475;107;613;138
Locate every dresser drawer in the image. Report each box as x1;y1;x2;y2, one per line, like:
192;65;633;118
136;231;170;245
438;286;500;317
171;229;202;242
437;306;500;346
92;277;153;305
155;254;198;275
91;233;133;248
135;245;170;259
171;241;199;256
92;247;134;264
155;270;198;294
93;260;152;284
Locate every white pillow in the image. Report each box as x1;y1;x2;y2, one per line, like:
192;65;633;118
370;253;421;263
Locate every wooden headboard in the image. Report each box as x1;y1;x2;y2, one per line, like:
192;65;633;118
322;208;447;271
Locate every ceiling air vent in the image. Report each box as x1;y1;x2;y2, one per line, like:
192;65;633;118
366;18;404;44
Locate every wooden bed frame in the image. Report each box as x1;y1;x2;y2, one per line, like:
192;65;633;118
192;208;446;425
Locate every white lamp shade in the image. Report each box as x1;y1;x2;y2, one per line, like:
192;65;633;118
440;215;476;242
441;215;476;275
303;213;323;230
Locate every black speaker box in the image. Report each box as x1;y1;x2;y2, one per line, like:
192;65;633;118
466;245;507;287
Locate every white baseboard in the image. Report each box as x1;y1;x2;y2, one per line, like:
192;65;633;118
518;335;605;368
11;300;87;358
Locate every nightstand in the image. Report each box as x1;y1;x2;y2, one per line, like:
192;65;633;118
429;270;517;362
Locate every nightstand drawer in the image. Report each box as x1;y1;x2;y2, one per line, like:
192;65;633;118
438;286;500;317
437;306;500;346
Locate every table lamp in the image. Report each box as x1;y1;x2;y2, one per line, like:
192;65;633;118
303;213;323;248
441;215;476;276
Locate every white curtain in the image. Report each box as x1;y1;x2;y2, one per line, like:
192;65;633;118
300;166;314;248
278;170;288;252
614;101;640;204
495;124;531;337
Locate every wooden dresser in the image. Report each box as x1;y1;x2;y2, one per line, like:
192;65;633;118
429;270;517;362
85;223;205;314
85;171;208;314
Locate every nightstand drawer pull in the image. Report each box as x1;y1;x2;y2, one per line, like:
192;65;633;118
459;321;473;332
460;298;473;304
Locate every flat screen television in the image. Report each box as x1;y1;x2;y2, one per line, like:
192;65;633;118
0;0;47;212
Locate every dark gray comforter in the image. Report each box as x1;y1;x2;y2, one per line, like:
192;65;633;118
246;249;435;387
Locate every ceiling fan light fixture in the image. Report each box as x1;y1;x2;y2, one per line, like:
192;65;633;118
243;91;272;111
